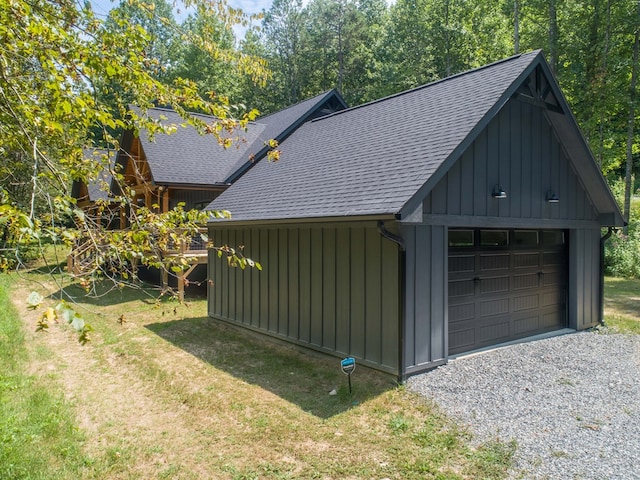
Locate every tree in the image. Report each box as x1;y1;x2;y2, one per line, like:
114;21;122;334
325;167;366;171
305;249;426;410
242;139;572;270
0;0;267;337
261;0;306;108
624;0;640;233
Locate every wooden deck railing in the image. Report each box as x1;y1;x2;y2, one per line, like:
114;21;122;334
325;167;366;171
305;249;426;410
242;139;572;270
67;227;209;301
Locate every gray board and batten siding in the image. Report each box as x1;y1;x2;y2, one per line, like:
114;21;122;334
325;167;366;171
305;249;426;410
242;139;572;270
408;92;605;360
208;221;402;375
207;51;624;379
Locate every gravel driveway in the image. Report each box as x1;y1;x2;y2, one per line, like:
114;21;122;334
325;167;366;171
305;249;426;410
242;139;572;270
407;331;640;479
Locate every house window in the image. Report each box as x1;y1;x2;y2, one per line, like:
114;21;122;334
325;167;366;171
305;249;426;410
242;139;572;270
449;230;474;247
194;200;214;210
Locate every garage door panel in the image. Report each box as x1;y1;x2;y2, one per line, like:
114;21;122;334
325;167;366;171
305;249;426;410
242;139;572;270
449;279;475;298
479;321;511;343
542;290;564;307
448;228;568;355
513;315;540;334
449;255;475;273
513;273;539;290
514;253;540;268
449;303;475;322
542;311;564;329
480;298;509;316
543;251;565;265
449;328;476;352
480;276;509;294
512;294;539;312
542;272;564;287
480;254;509;270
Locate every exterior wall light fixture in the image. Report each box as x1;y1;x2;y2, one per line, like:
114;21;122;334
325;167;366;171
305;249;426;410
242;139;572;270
491;185;507;199
546;190;560;203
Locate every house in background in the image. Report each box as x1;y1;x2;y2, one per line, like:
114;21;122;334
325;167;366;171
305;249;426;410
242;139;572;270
69;90;347;293
70;147;118;227
111;89;348;221
206;51;625;379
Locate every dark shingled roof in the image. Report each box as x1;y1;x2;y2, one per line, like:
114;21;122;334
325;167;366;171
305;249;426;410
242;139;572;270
207;50;624;226
136;108;266;187
225;90;347;183
132;90;346;187
207;51;541;221
71;148;116;202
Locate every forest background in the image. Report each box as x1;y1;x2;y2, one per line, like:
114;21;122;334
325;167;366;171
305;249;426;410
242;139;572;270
1;0;640;282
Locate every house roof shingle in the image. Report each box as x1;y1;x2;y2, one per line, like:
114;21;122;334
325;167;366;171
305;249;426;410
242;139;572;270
131;90;346;188
207;51;624;227
71;148;116;202
206;51;540;221
135;108;266;187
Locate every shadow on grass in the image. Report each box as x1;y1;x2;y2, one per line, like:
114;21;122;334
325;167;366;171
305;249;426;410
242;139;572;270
47;280;206;307
146;316;397;419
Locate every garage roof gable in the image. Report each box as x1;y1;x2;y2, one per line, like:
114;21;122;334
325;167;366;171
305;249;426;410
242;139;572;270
207;51;624;227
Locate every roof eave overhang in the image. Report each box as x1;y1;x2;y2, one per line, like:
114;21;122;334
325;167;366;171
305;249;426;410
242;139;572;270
206;213;396;228
542;113;625;228
156;182;230;190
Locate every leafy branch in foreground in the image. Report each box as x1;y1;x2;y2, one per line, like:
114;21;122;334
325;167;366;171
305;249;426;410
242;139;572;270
0;0;268;303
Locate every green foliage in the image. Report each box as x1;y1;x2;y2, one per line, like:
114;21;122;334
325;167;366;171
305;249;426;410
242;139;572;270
605;183;640;278
0;0;267;296
603;276;640;333
605;225;640;279
0;190;39;271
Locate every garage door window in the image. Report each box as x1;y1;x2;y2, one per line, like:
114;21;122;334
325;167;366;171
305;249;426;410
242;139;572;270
513;230;539;247
449;230;474;247
543;230;565;246
480;230;508;246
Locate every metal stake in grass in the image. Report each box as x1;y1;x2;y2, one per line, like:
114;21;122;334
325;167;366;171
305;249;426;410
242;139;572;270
340;357;356;394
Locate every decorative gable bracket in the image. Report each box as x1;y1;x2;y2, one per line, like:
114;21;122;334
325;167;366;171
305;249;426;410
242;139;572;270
515;65;564;114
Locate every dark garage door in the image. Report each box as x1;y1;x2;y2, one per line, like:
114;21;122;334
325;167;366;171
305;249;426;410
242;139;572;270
448;229;568;355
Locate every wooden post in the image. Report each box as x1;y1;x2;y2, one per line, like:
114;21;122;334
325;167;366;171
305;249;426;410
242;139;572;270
177;272;185;302
162;189;169;213
161;268;168;292
177;263;199;302
67;253;73;275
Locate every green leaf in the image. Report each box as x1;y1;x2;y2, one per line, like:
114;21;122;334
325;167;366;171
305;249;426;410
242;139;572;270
70;314;85;331
27;292;44;310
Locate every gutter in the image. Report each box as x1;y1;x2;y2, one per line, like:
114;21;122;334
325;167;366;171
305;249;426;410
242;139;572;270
599;227;615;325
377;221;407;383
207;214;396;227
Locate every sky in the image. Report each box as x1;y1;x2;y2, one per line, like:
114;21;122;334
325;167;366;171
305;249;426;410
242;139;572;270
90;0;289;17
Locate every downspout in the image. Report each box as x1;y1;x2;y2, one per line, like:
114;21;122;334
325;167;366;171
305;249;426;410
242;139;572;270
378;221;406;383
599;227;614;325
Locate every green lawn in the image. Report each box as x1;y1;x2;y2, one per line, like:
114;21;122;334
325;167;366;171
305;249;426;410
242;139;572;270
603;276;640;334
1;260;514;480
4;257;638;480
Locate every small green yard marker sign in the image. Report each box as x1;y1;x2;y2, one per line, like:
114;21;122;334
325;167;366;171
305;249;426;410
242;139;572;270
341;357;356;394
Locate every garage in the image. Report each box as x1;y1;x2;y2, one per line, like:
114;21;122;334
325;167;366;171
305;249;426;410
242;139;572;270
448;228;568;355
208;51;625;379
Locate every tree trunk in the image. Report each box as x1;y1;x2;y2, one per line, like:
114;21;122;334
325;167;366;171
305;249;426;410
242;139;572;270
444;0;451;77
624;3;640;233
596;0;612;169
514;0;520;54
337;2;344;94
547;0;559;76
